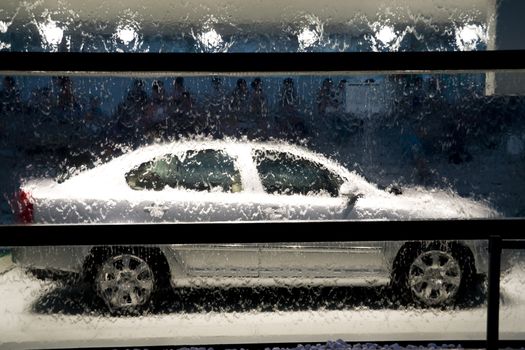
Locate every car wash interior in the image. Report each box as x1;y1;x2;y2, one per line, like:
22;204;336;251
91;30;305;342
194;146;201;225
0;0;524;349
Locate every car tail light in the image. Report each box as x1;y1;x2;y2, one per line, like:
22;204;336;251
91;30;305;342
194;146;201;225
16;190;34;224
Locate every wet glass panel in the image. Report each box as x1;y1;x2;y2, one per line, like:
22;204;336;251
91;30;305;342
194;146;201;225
0;1;493;52
500;247;525;340
0;240;488;348
0;71;523;224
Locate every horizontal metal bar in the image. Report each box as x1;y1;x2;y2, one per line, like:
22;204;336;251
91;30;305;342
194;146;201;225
501;239;525;249
37;340;490;350
496;339;525;348
1;50;525;74
0;219;523;246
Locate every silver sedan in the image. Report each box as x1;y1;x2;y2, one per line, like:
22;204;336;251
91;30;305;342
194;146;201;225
11;140;496;312
16;140;498;224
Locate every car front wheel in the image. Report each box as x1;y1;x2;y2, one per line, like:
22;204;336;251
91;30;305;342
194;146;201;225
392;242;475;307
407;250;462;306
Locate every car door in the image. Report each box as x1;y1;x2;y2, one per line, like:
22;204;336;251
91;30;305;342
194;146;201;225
250;148;385;280
165;148;259;277
124;147;259;277
124;147;251;222
250;148;347;221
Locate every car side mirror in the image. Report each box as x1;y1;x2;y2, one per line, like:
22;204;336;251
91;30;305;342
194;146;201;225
387;184;403;195
340;183;362;207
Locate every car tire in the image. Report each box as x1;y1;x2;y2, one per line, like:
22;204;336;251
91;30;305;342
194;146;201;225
391;242;475;308
85;247;170;314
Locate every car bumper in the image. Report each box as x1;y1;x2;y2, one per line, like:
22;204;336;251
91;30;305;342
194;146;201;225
11;246;92;274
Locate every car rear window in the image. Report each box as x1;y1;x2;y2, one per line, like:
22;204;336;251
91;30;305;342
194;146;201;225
125;149;242;192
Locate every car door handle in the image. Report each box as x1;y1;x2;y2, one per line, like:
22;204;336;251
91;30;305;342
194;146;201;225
270;206;288;214
262;206;286;219
144;204;169;218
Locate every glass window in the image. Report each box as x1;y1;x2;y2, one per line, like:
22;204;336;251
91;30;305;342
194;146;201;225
1;72;522;223
0;2;492;53
500;247;525;340
0;239;491;347
178;149;241;192
254;149;343;197
126;149;241;192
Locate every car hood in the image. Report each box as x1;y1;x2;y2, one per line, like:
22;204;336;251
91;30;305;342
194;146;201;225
353;186;500;220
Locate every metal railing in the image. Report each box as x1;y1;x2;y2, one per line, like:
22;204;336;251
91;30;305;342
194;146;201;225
1;50;525;75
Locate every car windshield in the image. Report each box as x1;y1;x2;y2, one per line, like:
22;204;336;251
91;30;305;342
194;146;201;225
253;149;343;197
125;149;242;192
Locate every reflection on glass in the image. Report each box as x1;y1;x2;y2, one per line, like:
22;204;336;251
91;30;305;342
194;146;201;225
0;240;489;347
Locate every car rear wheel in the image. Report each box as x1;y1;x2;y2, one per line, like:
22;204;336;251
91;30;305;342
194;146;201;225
96;253;155;312
85;247;171;314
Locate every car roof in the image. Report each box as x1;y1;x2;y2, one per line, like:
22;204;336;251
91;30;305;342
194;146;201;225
38;138;379;196
120;139;376;191
124;139;345;172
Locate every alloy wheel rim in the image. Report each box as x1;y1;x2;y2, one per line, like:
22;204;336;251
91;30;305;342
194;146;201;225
96;254;155;310
408;250;462;306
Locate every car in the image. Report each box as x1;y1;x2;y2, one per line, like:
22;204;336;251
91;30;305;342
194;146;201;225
15;139;498;224
11;140;499;312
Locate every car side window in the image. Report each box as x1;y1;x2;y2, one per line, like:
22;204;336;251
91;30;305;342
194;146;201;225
125;149;242;193
125;154;182;191
253;150;343;197
178;149;241;192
